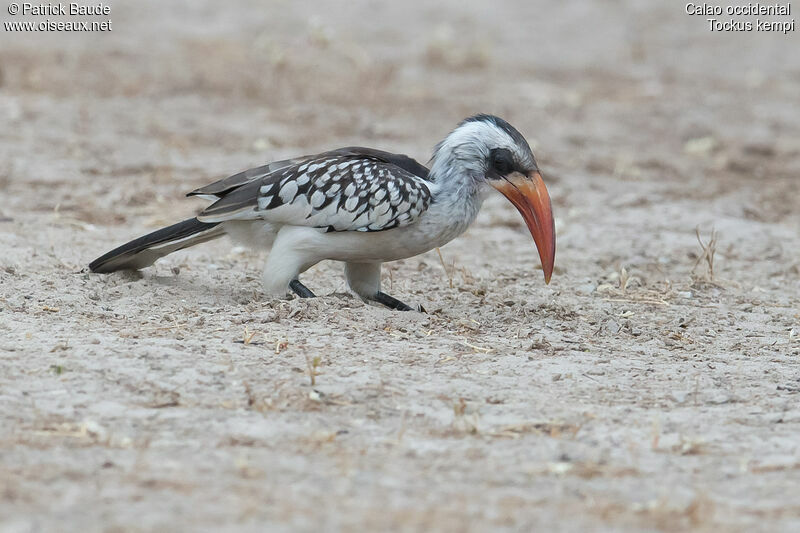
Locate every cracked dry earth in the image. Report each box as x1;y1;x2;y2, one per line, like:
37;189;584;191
1;1;799;531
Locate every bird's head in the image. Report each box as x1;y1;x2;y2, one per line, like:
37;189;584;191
431;114;556;283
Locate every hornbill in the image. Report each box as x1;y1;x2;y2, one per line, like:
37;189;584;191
90;114;556;311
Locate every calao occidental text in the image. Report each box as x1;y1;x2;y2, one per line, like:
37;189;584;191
685;2;791;15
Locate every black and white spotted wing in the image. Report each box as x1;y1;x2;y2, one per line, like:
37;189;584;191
196;151;432;232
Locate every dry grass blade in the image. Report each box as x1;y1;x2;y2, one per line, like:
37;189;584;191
243;326;257;345
436;247;454;289
693;226;718;280
305;355;321;386
619;266;629;294
603;297;670;306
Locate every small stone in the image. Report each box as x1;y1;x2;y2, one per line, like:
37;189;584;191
669;391;688;404
82;420;108;441
684;136;717;156
707;393;736;405
576;283;596;295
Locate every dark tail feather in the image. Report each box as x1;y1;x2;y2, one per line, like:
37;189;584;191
89;218;224;273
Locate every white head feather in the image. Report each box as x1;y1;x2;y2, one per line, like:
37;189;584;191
429;115;535;181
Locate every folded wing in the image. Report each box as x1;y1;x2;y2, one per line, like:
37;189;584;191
195;149;432;233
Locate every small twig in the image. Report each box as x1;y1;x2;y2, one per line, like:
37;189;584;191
462;340;493;353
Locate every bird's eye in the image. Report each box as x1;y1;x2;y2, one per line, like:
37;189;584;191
490;148;514;175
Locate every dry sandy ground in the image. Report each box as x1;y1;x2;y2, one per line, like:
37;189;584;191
1;1;799;531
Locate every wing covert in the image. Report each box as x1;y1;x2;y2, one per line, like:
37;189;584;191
195;152;431;232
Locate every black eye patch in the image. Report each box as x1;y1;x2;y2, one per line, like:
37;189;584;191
490;148;515;175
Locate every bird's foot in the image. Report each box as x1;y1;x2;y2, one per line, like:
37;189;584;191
289;279;316;298
289;282;424;312
372;291;425;312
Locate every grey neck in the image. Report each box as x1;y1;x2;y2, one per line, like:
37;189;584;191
427;153;489;225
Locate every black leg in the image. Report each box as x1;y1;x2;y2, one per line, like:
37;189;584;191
373;291;426;312
289;279;316;298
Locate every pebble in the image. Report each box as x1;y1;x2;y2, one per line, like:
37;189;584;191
576;283;596;295
669;391;688;404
